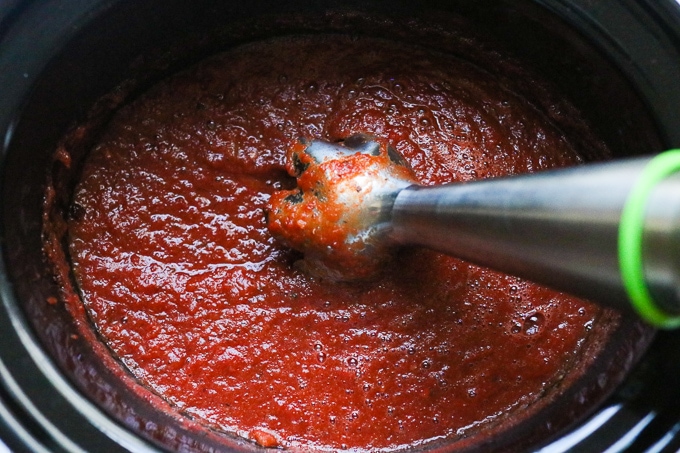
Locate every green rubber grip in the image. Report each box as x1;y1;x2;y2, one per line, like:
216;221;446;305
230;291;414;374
619;149;680;328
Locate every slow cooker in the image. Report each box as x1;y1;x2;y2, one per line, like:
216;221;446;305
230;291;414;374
1;0;680;452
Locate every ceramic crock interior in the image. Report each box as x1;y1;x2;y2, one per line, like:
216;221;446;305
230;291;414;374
1;0;664;451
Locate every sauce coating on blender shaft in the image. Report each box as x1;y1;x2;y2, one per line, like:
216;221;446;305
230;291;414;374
267;135;419;281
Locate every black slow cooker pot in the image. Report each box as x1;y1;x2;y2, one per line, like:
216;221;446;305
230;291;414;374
1;1;680;452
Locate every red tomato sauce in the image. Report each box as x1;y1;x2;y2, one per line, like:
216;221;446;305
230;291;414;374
67;35;609;450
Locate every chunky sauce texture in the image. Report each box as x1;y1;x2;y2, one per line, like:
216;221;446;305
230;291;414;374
68;36;604;450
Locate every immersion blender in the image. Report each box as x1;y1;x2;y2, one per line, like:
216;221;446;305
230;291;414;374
267;135;680;328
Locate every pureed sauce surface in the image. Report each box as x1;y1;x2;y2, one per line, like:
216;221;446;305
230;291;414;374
68;36;606;451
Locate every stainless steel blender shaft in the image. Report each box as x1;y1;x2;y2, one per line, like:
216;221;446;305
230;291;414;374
390;157;680;321
268;134;680;327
